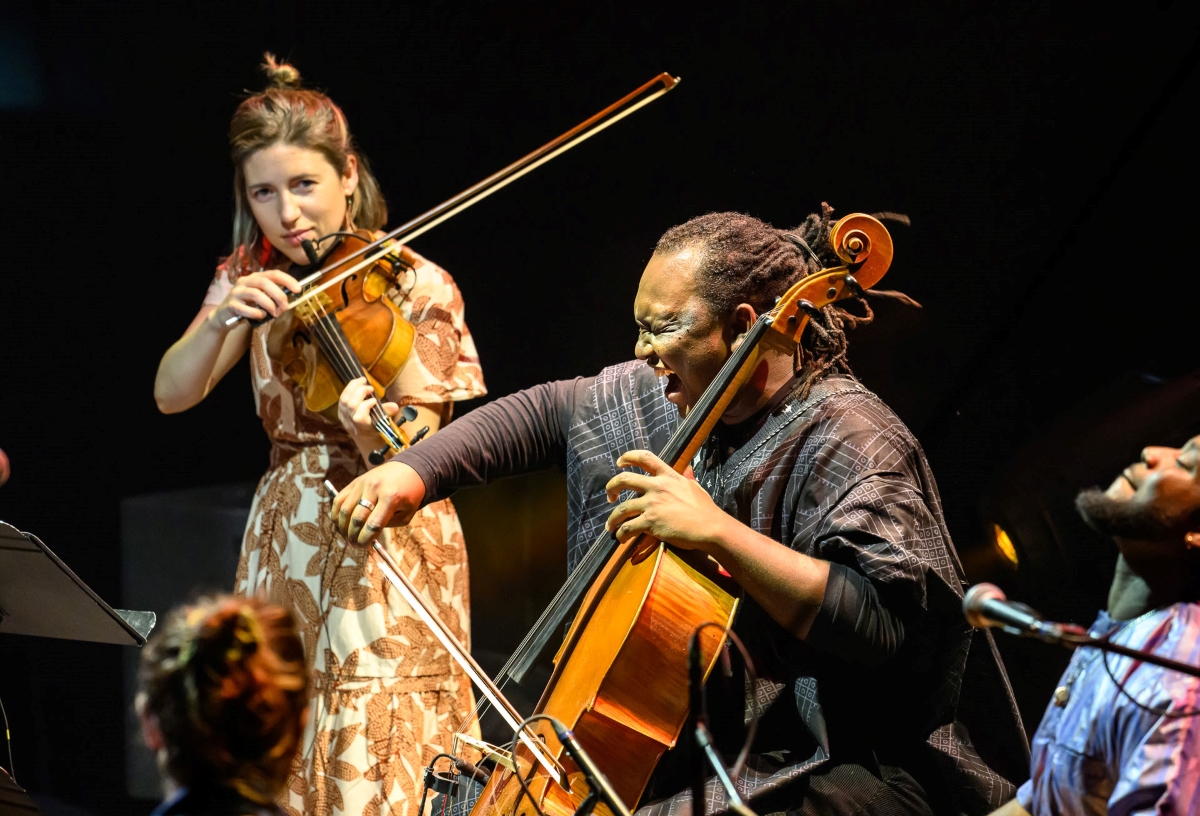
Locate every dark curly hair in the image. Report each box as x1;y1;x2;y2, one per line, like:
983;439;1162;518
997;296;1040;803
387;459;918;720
138;596;308;804
653;203;876;398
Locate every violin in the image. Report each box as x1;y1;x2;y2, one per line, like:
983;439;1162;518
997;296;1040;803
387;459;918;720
464;213;896;816
266;230;423;463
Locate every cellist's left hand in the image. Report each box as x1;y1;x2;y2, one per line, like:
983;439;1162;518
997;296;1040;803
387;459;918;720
604;450;730;551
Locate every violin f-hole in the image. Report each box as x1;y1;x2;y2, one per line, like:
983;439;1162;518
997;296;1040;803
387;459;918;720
340;273;359;304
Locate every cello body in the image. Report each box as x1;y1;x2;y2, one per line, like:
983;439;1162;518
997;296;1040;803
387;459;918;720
473;544;738;816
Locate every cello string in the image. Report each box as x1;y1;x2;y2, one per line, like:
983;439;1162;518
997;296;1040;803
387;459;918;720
459;230;887;752
495;312;783;687
470;322;780;721
453;528;622;738
454;533;620;733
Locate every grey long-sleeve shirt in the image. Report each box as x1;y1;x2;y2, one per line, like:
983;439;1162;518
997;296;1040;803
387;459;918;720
395;361;1028;815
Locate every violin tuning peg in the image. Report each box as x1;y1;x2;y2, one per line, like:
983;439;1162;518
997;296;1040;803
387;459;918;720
398;406;419;425
368;447;390;466
410;426;430;445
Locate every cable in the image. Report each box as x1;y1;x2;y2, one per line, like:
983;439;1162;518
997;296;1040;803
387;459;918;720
418;752;459;816
0;692;14;784
688;622;759;782
508;715;556;816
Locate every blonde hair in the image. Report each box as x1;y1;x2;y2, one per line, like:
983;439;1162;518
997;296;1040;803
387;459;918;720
227;53;387;267
138;595;308;803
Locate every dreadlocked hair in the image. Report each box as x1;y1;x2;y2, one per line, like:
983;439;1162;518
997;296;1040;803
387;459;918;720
653;203;876;400
138;596;308;804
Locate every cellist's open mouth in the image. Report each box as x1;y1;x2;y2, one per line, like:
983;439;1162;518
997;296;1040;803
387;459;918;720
652;365;684;404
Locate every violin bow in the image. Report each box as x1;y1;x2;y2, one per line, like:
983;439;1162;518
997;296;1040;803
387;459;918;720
227;73;680;327
321;481;566;787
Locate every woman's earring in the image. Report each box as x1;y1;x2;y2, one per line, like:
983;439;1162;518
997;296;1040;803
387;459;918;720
1186;532;1200;549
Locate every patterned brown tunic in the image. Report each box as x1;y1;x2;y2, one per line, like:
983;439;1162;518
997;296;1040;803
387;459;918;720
394;362;1030;816
204;247;486;816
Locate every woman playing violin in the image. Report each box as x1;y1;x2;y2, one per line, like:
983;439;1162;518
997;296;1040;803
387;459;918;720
154;55;486;816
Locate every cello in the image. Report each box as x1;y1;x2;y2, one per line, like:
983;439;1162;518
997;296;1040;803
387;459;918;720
345;213;895;816
461;212;895;816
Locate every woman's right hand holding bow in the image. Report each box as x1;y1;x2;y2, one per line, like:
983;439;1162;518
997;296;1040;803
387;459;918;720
209;270;301;328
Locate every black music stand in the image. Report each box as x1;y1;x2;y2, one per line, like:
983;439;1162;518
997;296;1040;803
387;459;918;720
0;767;37;816
0;520;154;646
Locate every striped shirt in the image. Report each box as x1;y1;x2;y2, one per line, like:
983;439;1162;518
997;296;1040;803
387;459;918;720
1017;603;1200;816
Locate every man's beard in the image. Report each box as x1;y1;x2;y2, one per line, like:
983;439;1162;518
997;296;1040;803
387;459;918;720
1074;487;1184;541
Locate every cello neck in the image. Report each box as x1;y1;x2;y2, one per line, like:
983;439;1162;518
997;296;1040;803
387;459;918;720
502;313;774;684
658;314;774;471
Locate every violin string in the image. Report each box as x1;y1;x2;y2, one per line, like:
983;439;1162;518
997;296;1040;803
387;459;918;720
302;291;404;455
299;265;502;741
300;280;359;380
300;268;402;438
304;283;375;392
309;314;364;384
317;322;398;443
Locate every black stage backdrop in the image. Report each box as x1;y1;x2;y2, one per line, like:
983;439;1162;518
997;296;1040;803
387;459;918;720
2;1;1200;811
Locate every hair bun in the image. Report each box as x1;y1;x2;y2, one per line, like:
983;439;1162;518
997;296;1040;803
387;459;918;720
261;53;301;90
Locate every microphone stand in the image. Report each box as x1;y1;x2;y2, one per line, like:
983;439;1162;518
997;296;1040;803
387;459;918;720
694;723;758;816
687;629;759;816
965;584;1200;679
1054;626;1200;679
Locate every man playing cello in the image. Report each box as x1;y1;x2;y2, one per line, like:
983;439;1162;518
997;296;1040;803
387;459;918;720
332;205;1029;815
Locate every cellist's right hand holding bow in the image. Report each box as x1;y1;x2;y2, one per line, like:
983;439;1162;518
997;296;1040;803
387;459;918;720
209;270;301;327
331;462;427;545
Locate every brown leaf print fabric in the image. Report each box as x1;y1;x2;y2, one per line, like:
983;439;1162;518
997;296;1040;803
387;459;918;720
209;246;486;816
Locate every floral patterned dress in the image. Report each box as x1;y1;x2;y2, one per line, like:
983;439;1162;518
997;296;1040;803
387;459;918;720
203;245;486;816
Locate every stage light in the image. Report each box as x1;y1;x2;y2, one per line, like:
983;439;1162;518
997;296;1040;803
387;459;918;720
991;524;1018;567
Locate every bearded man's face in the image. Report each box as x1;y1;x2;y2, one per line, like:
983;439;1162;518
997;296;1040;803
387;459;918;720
1076;436;1200;570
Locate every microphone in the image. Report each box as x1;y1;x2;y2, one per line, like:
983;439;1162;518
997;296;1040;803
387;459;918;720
550;721;632;816
301;238;322;267
963;583;1067;642
965;585;1200;679
453;757;491;786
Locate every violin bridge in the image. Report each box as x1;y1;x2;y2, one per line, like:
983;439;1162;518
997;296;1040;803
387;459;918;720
294;291;334;324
